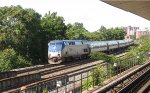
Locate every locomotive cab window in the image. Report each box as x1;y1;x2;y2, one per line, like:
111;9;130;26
56;42;62;45
50;43;55;45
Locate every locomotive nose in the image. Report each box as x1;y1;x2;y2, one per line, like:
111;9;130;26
52;57;57;62
48;41;63;64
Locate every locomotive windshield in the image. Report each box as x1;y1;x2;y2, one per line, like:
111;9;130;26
50;43;55;45
48;42;63;52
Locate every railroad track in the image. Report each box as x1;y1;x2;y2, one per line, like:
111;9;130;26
18;52;126;78
2;60;105;93
41;60;104;78
0;59;95;92
117;62;150;93
0;52;127;92
1;49;127;78
137;77;150;93
22;61;149;93
93;61;150;93
0;64;54;80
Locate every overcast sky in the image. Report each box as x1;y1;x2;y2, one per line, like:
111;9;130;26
1;0;150;32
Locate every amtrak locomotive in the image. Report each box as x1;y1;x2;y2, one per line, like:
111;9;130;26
48;39;134;64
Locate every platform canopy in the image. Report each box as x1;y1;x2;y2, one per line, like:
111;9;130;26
103;1;150;21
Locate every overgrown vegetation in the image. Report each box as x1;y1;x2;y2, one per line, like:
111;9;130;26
0;5;126;72
0;49;31;72
83;36;150;89
93;65;107;86
82;65;107;91
90;52;116;63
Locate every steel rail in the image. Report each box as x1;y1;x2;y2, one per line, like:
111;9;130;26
93;61;150;93
2;61;105;93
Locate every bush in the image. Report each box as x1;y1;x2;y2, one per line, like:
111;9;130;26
0;48;31;72
82;65;107;91
90;52;116;63
93;65;107;86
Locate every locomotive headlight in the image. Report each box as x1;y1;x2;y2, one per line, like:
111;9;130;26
48;54;51;59
58;51;61;57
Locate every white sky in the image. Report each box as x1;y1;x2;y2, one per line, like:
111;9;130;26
1;0;150;32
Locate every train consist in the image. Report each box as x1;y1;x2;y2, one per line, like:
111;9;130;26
48;39;134;64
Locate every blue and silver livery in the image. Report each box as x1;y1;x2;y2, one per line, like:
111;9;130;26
48;39;134;64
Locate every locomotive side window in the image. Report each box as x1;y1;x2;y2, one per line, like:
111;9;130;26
84;49;88;52
64;42;69;45
69;42;75;45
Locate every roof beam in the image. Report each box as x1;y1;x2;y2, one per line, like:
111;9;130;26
103;1;150;21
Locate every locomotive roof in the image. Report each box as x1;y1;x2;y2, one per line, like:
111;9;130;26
49;40;86;42
49;39;133;43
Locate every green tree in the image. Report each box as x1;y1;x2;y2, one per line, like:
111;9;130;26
112;27;126;40
96;27;125;40
98;26;107;32
66;22;88;40
0;48;31;72
0;5;42;64
41;12;67;40
40;12;67;62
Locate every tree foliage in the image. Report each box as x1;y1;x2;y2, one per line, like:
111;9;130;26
41;12;66;40
0;5;42;64
96;26;126;40
90;52;116;63
125;35;150;57
0;49;31;72
0;5;40;71
0;5;127;71
90;37;150;77
66;22;88;40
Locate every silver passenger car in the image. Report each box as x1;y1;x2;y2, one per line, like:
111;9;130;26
107;41;119;50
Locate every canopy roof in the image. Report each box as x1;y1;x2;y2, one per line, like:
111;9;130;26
103;1;150;21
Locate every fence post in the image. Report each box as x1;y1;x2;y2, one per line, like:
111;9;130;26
81;73;82;93
73;75;75;93
86;71;88;91
64;76;67;93
92;68;94;87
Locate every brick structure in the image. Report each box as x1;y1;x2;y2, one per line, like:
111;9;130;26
123;26;150;39
136;30;150;39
